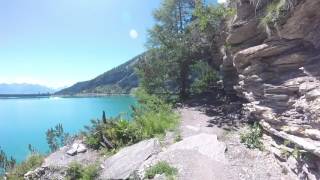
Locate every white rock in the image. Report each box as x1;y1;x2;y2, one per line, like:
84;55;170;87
77;144;87;154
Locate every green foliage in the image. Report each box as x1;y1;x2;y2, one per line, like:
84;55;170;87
139;0;197;99
0;148;16;175
84;133;101;150
145;161;178;179
83;89;179;151
133;89;179;138
46;123;71;152
84;116;140;150
6;154;44;180
66;162;99;180
66;162;82;180
260;0;296;35
138;0;233;99
190;61;219;94
240;122;264;150
194;3;235;31
57;54;140;95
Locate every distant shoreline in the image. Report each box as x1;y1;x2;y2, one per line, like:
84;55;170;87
0;94;51;98
0;93;132;99
54;93;132;98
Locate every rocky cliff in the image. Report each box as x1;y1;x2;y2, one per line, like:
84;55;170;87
222;0;320;178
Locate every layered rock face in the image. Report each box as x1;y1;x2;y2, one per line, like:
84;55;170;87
223;0;320;177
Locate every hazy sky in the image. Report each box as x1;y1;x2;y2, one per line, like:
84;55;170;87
0;0;219;88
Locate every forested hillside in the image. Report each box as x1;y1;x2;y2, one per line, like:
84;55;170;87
56;53;145;95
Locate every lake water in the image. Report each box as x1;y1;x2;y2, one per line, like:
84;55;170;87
0;96;136;162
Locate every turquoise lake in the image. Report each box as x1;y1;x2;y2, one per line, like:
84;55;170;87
0;96;136;162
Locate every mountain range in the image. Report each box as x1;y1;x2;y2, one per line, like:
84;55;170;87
0;83;56;94
56;53;146;95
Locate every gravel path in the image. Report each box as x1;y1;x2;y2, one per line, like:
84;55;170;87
176;106;296;180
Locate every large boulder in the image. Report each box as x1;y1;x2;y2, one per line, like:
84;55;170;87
138;134;228;180
99;138;161;180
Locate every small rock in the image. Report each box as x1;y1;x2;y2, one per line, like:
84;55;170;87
306;89;320;101
66;142;87;156
24;166;48;180
77;144;87;153
66;145;78;156
154;174;166;180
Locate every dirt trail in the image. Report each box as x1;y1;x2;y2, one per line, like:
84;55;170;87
176;105;296;180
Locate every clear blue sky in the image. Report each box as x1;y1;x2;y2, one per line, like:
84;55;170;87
0;0;218;88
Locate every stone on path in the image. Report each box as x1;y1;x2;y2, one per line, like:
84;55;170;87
138;133;228;180
99;138;161;180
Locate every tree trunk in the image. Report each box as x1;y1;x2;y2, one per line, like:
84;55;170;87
179;60;189;100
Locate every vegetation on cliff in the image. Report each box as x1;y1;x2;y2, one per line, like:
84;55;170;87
5;154;44;180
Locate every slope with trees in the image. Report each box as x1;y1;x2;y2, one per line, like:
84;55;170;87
56;53;146;95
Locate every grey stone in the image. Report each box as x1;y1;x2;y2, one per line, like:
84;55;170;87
227;19;260;45
138;134;227;180
66;142;87;156
306;89;320;101
77;144;87;154
99;138;161;180
24;166;48;180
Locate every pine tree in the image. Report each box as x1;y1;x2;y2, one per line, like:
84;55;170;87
139;0;197;99
102;111;107;124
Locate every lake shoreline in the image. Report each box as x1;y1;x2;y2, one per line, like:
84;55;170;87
0;93;133;99
0;96;136;162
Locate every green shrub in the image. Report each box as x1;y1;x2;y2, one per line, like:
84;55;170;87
190;61;219;94
6;154;44;180
81;164;99;180
84;134;101;150
0;148;16;175
240;122;264;150
66;162;82;180
66;162;99;180
259;0;296;35
46;123;71;152
134;110;179;139
145;161;178;179
194;3;236;31
133;89;179;138
83;89;179;151
83;117;141;150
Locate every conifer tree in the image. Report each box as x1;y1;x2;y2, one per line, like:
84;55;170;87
102;111;107;124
